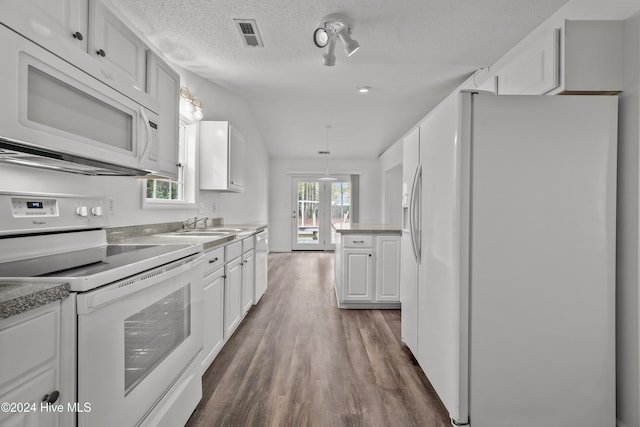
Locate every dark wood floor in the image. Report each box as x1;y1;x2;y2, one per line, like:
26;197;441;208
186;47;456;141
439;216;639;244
186;252;450;427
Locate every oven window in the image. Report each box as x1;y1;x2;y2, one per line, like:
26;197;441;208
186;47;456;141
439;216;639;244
124;284;191;395
27;65;133;152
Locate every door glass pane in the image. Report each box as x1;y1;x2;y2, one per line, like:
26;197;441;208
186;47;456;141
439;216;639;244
124;285;191;395
296;181;320;245
331;181;351;244
27;65;133;151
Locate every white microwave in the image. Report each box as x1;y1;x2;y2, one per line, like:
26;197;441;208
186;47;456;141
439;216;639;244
0;24;160;176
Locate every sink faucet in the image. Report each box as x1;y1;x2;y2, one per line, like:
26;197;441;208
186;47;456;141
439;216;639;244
184;216;208;229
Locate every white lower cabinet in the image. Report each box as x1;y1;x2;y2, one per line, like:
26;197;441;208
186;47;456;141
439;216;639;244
0;301;63;427
376;236;401;302
335;233;401;308
343;248;374;302
241;250;255;314
224;256;243;340
201;267;225;374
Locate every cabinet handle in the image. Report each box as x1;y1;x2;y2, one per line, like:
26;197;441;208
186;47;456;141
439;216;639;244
72;31;84;41
96;49;106;57
354;240;364;244
209;257;219;264
222;275;227;279
42;390;60;405
368;253;372;257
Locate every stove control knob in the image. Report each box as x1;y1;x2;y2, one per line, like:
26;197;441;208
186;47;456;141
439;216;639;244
76;206;88;217
91;206;103;216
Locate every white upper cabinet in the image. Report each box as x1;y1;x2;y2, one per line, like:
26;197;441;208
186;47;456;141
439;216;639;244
496;20;623;95
496;29;559;95
2;0;156;110
2;0;89;52
146;51;180;179
199;121;245;192
88;0;147;91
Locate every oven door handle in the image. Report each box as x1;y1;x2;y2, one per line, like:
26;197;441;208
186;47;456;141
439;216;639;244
78;254;204;313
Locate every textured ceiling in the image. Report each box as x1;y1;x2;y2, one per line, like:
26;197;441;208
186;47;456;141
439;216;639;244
110;0;569;159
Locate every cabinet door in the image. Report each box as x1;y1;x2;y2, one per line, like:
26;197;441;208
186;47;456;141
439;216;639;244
224;258;243;339
89;0;147;90
2;0;89;52
496;29;559;95
201;268;225;373
376;236;401;301
146;51;180;179
0;368;60;427
228;125;245;192
241;251;255;314
343;249;374;301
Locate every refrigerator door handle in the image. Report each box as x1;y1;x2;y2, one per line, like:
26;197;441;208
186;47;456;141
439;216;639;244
409;163;422;263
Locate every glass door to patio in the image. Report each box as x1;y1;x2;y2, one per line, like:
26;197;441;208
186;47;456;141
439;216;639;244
292;177;351;251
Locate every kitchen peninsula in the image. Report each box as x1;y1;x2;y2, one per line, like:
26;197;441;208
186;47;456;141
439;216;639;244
333;223;401;308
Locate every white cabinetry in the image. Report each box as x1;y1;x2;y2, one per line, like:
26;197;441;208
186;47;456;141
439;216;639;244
224;241;243;339
88;0;147;90
146;52;180;179
496;20;623;95
200;247;225;374
376;236;401;302
199;121;245;192
335;233;401;308
241;237;255;314
0;302;63;427
2;0;160;111
343;248;374;301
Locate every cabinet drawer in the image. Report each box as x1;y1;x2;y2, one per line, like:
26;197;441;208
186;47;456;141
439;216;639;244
242;236;254;253
225;240;242;260
343;235;373;248
203;246;225;276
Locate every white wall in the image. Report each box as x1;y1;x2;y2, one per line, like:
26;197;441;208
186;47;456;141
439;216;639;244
617;10;640;427
269;158;381;252
0;66;269;228
379;140;403;225
179;68;270;224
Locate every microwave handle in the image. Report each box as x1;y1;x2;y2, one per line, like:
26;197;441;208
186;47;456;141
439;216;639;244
138;107;152;164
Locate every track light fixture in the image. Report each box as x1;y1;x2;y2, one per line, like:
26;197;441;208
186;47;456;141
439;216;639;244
313;14;360;66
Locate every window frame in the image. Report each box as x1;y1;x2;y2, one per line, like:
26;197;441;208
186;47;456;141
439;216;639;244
142;122;198;210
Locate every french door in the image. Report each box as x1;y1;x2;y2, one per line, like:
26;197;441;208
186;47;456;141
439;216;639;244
291;176;351;251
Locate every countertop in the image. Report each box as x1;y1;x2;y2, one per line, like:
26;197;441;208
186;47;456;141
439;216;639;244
0;222;267;320
332;223;402;235
0;282;70;320
108;223;268;251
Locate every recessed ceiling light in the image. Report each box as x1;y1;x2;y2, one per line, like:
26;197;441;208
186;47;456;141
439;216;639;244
357;85;371;93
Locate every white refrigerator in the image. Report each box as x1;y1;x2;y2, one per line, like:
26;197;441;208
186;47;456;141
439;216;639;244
408;91;617;427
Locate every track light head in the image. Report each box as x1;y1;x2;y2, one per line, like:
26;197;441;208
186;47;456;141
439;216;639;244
336;26;360;57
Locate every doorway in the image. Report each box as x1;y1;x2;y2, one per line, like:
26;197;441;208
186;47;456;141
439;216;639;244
291;176;351;251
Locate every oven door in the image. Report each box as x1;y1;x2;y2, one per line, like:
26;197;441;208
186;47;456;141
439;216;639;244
75;254;204;427
0;24;159;174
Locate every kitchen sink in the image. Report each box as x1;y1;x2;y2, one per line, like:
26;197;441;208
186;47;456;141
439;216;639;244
165;230;232;237
209;227;245;232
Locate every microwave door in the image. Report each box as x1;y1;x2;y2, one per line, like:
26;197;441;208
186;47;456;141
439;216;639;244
0;24;150;174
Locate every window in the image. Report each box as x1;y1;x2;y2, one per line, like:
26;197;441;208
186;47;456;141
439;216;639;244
143;123;197;208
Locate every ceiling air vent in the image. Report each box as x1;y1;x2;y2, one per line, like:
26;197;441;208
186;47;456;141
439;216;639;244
234;19;264;47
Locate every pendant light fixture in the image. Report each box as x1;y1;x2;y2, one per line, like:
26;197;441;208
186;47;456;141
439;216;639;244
319;125;337;181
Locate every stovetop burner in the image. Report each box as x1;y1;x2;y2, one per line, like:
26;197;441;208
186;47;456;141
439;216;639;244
0;244;195;278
